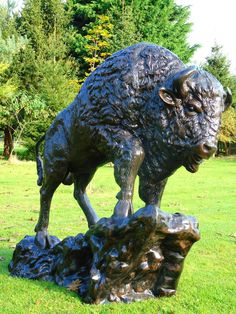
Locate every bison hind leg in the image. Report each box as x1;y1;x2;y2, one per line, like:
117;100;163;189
35;160;69;248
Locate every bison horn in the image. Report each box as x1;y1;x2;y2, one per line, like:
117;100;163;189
173;66;197;98
223;87;232;112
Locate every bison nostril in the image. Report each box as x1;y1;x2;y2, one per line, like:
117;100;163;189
200;143;217;157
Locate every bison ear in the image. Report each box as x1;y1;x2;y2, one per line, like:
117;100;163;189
159;88;178;106
223;87;232;112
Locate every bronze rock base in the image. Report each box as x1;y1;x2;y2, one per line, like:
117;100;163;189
9;206;200;304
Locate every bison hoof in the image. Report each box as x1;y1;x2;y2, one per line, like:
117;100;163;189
113;200;133;218
34;230;52;249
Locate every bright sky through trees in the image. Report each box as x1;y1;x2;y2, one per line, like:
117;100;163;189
176;0;236;73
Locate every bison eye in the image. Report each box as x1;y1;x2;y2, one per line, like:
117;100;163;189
186;101;203;116
186;105;197;116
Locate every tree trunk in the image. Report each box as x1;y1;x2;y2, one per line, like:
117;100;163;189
223;142;230;156
216;141;220;156
226;143;230;156
3;126;14;159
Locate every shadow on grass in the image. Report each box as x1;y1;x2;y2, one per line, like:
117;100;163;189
0;247;82;302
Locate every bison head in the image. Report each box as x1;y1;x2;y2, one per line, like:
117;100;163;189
158;66;232;173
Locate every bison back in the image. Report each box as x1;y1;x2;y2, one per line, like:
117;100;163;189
78;43;184;128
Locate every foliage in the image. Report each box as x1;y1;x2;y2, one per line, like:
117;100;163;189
109;1;141;51
0;87;47;158
83;15;113;77
203;44;236;146
0;1;18;38
0;23;28;105
0;0;79;158
0;6;30;158
9;93;46;141
65;0;114;77
203;44;236;105
0;159;236;313
111;0;198;62
67;0;198;78
18;0;78;111
0;63;17;103
0;62;17;158
218;107;236;143
0;6;28;101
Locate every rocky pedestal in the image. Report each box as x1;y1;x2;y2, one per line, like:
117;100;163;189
9;206;200;304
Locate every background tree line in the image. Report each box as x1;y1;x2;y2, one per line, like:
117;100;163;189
0;0;235;160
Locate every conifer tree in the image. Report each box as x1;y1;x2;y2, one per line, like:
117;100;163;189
67;0;198;76
203;44;236;104
0;0;78;158
18;0;77;112
15;0;78;146
110;1;140;51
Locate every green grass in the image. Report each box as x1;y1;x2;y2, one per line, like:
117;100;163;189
0;157;236;314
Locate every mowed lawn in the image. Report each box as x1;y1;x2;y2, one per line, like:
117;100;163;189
0;157;235;314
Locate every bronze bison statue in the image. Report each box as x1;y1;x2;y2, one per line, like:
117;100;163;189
35;43;232;248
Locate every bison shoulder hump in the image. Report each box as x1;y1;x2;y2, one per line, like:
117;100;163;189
78;43;184;123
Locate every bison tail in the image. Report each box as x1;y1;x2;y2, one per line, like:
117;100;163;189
35;135;45;186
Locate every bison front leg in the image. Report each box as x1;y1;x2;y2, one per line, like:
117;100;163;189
74;170;99;228
94;127;144;218
112;136;145;218
138;176;168;208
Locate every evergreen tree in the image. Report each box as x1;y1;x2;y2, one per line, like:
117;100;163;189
111;0;197;61
0;27;46;159
203;44;236;105
65;0;114;77
14;0;78;150
67;0;198;78
110;1;141;51
18;0;77;113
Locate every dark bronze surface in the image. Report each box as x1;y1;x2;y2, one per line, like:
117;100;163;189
34;43;231;247
9;206;200;303
9;43;232;303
